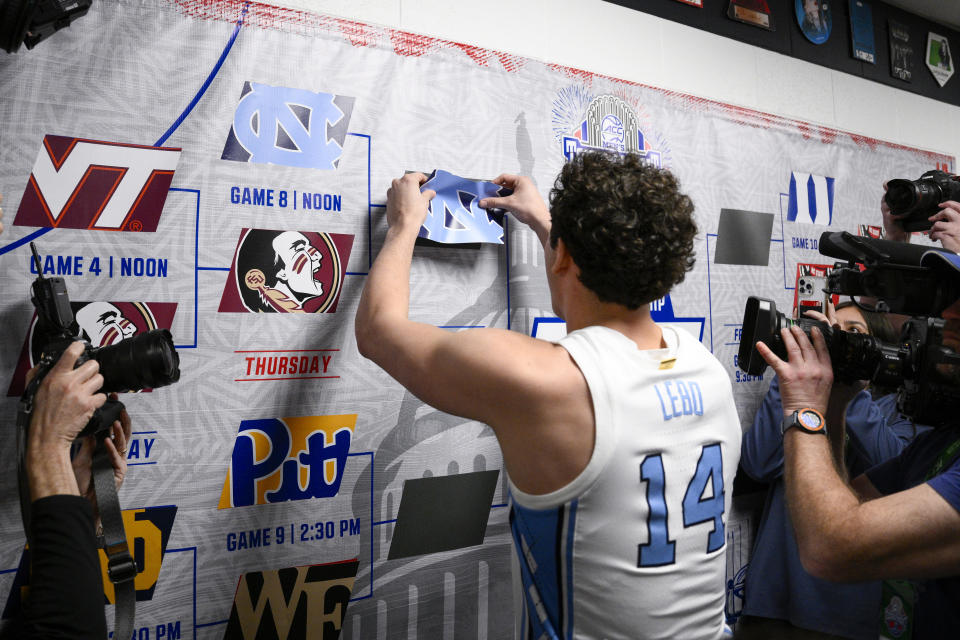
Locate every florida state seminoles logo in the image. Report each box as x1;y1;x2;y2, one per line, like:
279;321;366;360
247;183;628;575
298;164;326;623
218;229;353;314
6;301;178;397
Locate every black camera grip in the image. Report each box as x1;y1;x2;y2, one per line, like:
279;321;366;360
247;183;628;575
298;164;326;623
83;398;126;438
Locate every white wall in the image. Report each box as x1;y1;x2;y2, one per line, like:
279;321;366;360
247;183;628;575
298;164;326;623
275;0;960;163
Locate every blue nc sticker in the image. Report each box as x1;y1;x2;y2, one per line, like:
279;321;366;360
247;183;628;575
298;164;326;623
418;170;512;244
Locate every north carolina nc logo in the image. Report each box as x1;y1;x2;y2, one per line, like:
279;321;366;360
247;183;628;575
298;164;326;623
221;82;355;170
219;415;356;509
552;88;668;167
13;135;180;231
218;229;353;314
419;170;510;244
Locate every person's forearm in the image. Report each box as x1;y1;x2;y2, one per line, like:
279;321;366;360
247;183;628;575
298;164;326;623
824;389;857;481
784;430;862;579
355;224;418;353
528;215;551;249
27;445;79;501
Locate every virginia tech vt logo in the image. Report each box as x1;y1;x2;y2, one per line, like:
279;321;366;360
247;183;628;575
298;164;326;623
221;81;355;170
13;135;181;231
219;415;356;509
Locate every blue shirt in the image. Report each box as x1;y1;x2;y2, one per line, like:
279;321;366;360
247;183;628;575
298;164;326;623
740;376;925;639
867;426;960;639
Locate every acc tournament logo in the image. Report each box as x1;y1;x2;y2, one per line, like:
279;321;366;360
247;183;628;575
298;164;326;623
224;559;359;639
221;82;355;170
218;229;353;314
552;87;670;167
6;301;178;396
2;505;177;618
13;135;181;231
219;415;357;509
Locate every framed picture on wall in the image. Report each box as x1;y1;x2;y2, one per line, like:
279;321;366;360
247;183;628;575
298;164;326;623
849;0;876;63
926;32;954;87
889;19;915;81
796;0;832;45
727;0;775;31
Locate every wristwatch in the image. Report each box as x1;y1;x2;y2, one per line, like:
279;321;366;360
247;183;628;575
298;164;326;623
781;408;826;436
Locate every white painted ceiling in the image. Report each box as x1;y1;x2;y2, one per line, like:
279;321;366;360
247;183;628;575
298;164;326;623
883;1;960;31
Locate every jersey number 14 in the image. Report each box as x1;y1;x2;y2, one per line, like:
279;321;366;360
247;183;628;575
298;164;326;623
638;443;725;567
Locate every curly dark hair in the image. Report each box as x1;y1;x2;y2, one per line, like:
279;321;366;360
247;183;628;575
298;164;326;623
549;151;697;310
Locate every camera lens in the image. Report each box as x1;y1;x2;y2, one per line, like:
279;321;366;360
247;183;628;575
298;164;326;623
884;179;919;214
92;329;180;393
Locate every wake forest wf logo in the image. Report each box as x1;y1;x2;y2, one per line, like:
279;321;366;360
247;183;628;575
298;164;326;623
221;82;355;170
14;135;181;231
224;559;359;640
218;229;353;313
6;301;178;396
552;88;669;167
219;415;356;509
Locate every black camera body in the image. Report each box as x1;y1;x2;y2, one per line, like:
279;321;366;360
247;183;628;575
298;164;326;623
23;243;181;437
739;231;960;426
884;170;960;233
0;0;93;53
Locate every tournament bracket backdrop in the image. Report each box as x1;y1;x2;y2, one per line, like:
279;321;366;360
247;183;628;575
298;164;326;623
0;1;953;638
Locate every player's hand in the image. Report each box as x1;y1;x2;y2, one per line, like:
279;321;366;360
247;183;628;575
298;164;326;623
480;174;550;235
881;182;911;243
929;201;960;253
386;172;435;234
757;326;833;418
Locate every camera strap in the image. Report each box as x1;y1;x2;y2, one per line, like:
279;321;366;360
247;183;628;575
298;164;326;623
92;442;136;640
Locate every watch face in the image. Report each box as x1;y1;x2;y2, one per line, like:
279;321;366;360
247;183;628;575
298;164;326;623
798;409;824;431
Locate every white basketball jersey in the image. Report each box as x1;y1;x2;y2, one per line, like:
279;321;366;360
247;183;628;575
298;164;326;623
509;325;741;640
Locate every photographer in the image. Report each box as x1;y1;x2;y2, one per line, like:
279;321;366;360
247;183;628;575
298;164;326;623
882;181;960;253
11;341;130;640
758;294;960;637
739;301;927;639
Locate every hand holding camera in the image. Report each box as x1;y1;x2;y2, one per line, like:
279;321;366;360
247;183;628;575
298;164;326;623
25;341;106;500
929;201;960;253
883;170;960;234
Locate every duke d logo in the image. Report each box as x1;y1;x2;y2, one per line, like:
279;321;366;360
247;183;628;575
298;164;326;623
219;415;356;509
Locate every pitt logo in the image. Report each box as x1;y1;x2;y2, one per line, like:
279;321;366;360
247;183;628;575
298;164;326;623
219;415;356;509
224;559;359;640
552;88;668;167
13;135;181;231
221;82;355;170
